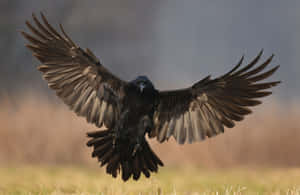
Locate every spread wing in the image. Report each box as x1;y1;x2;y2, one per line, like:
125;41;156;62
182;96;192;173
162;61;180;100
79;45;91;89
21;13;127;129
152;50;280;144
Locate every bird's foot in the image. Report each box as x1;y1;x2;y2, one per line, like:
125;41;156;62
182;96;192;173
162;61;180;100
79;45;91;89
132;143;140;157
132;138;143;156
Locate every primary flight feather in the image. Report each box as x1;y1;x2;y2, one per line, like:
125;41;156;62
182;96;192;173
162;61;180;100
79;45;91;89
21;12;280;181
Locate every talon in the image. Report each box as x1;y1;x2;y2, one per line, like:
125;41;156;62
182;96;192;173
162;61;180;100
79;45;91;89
132;143;141;156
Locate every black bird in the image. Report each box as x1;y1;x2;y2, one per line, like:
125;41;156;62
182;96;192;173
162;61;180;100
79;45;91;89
21;13;280;181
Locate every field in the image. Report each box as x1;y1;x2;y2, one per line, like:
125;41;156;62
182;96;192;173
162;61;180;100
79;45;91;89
1;165;300;194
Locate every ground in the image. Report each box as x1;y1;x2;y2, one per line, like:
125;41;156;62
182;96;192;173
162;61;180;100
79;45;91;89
1;165;300;194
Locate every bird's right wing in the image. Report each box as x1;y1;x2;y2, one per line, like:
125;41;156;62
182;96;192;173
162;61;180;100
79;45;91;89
21;13;127;129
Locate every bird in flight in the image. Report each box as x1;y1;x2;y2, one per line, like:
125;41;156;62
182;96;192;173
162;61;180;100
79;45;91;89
22;13;280;181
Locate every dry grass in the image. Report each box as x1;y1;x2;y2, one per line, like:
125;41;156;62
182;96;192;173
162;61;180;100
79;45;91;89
1;165;300;194
0;91;300;168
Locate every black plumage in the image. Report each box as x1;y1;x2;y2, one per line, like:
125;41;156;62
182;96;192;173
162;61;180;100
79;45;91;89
22;12;280;181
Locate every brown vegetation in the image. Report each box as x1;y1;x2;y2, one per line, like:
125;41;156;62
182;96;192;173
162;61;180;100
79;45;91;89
0;91;299;168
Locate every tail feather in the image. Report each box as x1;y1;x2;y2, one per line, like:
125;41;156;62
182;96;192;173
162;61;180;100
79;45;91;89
92;141;111;158
139;155;150;178
133;156;141;180
107;154;120;177
143;145;158;172
86;135;111;147
99;149;114;166
87;130;109;138
147;142;164;166
121;161;132;181
87;129;164;181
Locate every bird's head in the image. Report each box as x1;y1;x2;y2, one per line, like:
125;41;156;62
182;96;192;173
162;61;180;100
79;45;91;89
130;75;155;93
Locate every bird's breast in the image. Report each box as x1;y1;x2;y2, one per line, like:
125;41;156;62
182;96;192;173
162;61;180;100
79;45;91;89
122;91;155;128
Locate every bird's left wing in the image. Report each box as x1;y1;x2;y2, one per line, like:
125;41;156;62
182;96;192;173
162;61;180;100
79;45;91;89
151;50;280;144
21;13;127;129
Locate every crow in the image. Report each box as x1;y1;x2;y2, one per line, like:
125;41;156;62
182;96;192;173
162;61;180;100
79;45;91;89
21;13;280;181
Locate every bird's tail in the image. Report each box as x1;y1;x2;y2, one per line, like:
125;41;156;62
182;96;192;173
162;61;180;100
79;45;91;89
87;129;163;181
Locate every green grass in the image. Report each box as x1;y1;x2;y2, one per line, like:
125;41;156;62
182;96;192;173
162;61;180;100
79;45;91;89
1;165;300;194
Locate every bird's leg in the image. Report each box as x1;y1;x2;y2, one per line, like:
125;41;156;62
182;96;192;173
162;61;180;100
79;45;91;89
132;139;141;156
132;115;152;156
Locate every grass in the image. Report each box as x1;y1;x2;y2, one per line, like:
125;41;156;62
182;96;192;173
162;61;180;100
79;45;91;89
1;165;300;194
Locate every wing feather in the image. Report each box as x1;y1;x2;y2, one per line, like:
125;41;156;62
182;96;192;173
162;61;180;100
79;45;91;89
22;13;127;128
152;51;280;144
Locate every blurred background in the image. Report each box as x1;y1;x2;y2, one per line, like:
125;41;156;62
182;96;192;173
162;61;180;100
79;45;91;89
0;0;299;168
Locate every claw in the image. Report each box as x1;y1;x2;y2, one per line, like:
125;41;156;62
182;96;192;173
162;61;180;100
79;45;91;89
132;143;140;156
